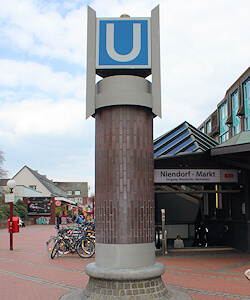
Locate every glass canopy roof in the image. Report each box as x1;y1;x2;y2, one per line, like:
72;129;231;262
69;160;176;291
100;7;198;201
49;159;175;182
154;121;218;158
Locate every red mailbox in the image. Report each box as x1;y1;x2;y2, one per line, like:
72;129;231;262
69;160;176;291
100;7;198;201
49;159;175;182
8;217;19;233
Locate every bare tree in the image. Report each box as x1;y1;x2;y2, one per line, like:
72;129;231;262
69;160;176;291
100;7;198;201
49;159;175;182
0;149;8;179
0;149;8;203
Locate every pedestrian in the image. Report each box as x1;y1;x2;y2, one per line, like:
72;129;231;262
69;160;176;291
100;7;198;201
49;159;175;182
55;214;61;229
174;235;184;248
195;221;208;247
74;214;85;224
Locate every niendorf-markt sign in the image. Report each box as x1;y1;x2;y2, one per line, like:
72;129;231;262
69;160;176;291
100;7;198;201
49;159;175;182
154;169;238;183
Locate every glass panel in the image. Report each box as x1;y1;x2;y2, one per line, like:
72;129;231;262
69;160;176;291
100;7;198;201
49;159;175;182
154;125;186;149
75;197;83;204
154;131;189;157
29;185;36;190
219;131;229;143
232;90;240;136
244;79;250;130
206;120;211;134
184;144;196;152
219;102;229;143
168;137;193;154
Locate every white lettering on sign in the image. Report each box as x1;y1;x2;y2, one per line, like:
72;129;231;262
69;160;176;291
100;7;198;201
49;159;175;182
154;169;238;183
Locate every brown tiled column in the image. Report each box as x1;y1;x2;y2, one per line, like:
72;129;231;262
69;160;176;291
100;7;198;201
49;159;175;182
96;105;154;241
82;75;169;299
83;105;168;299
94;105;155;268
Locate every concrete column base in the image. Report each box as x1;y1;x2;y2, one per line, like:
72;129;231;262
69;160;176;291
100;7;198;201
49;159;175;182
85;262;165;280
60;278;192;300
60;263;192;299
82;276;168;299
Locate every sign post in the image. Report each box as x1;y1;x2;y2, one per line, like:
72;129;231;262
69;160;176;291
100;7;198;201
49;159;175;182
9;201;13;250
6;180;16;251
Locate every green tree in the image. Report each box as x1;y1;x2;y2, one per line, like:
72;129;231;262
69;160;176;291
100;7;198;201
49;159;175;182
0;203;10;219
14;199;28;219
0;200;28;220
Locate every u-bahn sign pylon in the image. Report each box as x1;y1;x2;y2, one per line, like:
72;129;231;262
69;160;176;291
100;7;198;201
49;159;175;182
63;5;192;300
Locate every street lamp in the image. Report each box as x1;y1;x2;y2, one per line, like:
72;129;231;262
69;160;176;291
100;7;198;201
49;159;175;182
7;179;16;250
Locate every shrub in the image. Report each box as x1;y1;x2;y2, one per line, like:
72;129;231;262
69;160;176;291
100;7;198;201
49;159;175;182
0;199;28;220
0;204;10;219
14;199;28;219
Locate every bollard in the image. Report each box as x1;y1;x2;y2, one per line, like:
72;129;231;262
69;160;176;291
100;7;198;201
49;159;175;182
161;208;166;254
164;229;168;254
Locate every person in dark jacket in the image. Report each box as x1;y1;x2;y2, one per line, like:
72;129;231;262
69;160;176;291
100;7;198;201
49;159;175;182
55;214;61;229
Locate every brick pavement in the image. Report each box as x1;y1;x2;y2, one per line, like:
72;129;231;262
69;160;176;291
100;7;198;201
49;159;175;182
0;225;249;300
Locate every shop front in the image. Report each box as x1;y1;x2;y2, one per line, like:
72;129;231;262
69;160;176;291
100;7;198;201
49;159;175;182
23;196;77;225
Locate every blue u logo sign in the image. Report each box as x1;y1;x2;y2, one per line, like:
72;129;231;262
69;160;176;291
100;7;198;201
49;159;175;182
106;23;141;62
97;19;151;68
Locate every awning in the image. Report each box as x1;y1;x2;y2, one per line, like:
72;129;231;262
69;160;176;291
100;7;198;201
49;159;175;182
68;204;78;208
55;197;76;205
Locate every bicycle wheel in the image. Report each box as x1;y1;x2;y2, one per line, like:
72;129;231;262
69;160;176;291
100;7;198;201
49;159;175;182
51;239;61;259
47;237;64;257
46;237;56;255
77;238;95;258
58;239;70;256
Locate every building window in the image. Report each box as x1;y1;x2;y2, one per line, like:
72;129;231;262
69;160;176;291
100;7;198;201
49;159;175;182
29;185;36;190
200;126;205;133
75;197;83;204
232;90;241;136
75;190;81;195
244;79;250;130
67;190;72;195
206;120;211;134
219;102;229;143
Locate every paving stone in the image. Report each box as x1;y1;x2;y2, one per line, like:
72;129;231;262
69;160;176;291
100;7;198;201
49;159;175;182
1;225;249;300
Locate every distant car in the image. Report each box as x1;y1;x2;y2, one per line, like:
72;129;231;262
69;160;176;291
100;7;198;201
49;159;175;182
19;218;25;227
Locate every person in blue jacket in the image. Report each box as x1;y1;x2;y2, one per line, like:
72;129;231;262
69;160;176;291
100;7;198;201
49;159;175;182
73;214;85;224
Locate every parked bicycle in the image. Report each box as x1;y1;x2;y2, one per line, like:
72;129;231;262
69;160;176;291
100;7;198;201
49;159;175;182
46;220;95;259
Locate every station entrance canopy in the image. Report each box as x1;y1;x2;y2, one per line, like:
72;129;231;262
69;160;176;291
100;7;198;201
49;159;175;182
153;121;246;193
153;121;247;227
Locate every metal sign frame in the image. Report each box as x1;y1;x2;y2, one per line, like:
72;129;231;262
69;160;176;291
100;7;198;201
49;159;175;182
86;5;161;119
